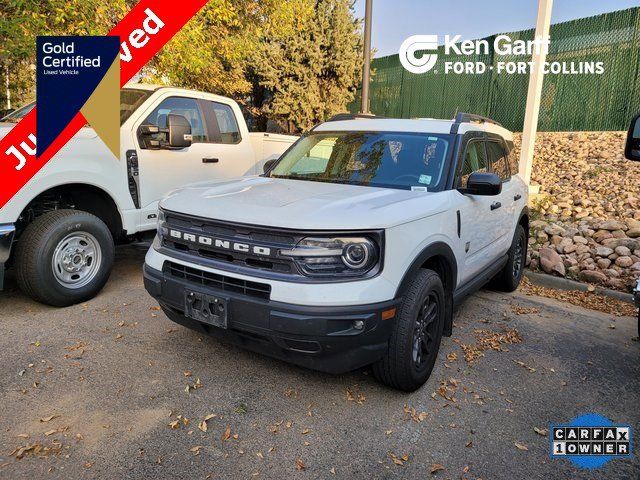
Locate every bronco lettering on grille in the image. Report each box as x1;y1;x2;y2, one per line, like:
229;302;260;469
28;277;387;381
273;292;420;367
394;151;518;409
168;229;272;257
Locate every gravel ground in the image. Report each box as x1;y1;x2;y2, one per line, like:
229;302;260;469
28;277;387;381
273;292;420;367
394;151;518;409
0;245;638;480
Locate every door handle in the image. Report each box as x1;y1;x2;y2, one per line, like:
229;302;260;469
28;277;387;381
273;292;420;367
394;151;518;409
491;202;502;211
514;194;522;201
202;158;219;163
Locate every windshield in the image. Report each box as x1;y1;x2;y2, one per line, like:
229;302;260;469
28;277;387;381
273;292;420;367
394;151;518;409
120;88;153;125
269;131;452;190
1;102;35;123
1;89;153;126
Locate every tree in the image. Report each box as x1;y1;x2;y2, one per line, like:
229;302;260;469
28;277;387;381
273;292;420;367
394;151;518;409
252;0;362;132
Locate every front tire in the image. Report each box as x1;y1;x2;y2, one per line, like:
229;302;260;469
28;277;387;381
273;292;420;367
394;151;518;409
493;224;527;292
373;269;445;391
15;210;114;307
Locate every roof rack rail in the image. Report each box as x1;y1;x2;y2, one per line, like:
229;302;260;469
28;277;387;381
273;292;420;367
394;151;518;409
325;113;383;122
454;112;502;127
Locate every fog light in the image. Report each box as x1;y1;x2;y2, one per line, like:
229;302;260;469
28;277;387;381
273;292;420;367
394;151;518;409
353;320;365;330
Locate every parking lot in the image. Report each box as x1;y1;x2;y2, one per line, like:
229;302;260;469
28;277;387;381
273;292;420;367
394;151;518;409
0;245;638;479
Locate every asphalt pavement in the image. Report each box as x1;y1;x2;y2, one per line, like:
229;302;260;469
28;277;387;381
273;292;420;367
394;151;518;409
0;245;638;479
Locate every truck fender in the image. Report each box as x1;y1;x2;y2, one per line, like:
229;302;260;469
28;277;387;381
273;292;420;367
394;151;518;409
394;241;458;337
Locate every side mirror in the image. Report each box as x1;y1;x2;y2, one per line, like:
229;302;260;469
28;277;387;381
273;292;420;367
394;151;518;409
460;172;502;196
625;113;640;161
138;124;159;135
167;114;192;149
263;159;278;174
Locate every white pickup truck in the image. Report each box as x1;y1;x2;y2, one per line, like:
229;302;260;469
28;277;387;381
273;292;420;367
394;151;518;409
0;84;297;306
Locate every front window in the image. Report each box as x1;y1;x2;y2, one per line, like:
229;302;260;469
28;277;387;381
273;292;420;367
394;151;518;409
269;131;452;190
142;96;207;142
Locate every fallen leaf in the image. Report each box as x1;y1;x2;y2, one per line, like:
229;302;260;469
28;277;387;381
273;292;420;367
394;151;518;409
39;415;59;423
168;420;180;429
534;427;548;436
430;463;445;474
221;426;231;441
44;430;57;436
256;452;264;459
190;446;202;455
515;442;528;451
295;458;307;471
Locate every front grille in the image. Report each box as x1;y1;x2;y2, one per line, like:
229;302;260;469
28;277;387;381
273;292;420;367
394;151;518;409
162;211;300;275
165;262;271;300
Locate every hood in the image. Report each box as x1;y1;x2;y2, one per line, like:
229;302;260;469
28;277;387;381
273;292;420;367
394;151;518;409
161;176;451;230
0;122;15;140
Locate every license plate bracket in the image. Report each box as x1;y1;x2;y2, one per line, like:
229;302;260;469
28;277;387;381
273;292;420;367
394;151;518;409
184;290;228;328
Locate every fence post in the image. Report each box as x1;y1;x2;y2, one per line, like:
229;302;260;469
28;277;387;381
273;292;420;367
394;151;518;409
518;0;553;186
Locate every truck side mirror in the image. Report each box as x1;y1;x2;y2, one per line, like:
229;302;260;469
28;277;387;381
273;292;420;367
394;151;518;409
459;172;502;196
167;114;192;149
625;113;640;161
263;159;278;174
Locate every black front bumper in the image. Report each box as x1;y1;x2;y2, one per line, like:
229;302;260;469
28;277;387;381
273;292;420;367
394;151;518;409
143;264;400;374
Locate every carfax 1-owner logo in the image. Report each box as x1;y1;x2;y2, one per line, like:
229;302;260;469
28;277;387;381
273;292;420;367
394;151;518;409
550;413;633;469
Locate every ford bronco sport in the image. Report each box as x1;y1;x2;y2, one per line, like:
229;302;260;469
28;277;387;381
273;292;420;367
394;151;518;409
143;113;529;391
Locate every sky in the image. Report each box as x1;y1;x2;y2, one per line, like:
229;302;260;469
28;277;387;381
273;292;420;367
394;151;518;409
352;0;640;57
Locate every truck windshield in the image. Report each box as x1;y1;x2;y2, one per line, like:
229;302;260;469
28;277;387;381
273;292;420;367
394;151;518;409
268;131;452;190
2;89;153;126
1;102;35;123
120;88;153;125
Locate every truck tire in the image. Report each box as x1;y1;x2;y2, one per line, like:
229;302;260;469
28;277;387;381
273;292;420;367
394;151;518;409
493;224;527;292
14;209;114;307
373;269;445;391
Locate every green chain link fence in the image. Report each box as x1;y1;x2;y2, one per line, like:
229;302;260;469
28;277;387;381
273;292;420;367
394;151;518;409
350;7;640;132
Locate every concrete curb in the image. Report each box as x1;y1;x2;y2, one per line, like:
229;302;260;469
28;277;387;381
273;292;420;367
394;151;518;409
524;270;634;304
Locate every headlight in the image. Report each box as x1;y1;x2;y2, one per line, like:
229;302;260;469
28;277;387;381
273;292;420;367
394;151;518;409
281;236;380;277
157;208;167;239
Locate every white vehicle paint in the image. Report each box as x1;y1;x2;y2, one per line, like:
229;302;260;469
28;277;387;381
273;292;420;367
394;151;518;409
0;84;297;304
144;113;530;391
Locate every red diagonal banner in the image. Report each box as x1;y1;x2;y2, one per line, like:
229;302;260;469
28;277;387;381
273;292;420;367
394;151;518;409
0;0;209;208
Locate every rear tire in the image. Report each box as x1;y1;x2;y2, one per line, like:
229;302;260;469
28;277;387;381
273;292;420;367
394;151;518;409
493;224;527;292
372;269;445;391
15;210;114;307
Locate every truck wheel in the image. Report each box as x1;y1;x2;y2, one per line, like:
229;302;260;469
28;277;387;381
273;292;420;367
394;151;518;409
14;209;114;307
373;269;445;391
493;224;527;292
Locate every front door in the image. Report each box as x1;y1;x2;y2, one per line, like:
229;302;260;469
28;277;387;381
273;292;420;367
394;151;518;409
134;95;253;229
455;139;504;285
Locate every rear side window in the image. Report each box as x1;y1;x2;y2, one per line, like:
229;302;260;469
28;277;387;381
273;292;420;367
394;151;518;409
506;140;518;176
458;140;488;188
486;140;510;181
202;101;241;144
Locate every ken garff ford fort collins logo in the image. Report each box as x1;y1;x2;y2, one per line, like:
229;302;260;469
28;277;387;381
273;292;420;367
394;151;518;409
399;34;605;75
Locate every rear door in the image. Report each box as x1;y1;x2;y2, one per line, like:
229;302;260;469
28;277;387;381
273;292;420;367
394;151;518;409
486;137;517;255
455;138;504;284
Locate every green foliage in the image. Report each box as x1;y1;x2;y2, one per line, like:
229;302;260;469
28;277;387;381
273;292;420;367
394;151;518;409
253;0;363;132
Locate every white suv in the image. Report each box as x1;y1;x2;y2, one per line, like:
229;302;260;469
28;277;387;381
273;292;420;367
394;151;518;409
144;113;529;391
